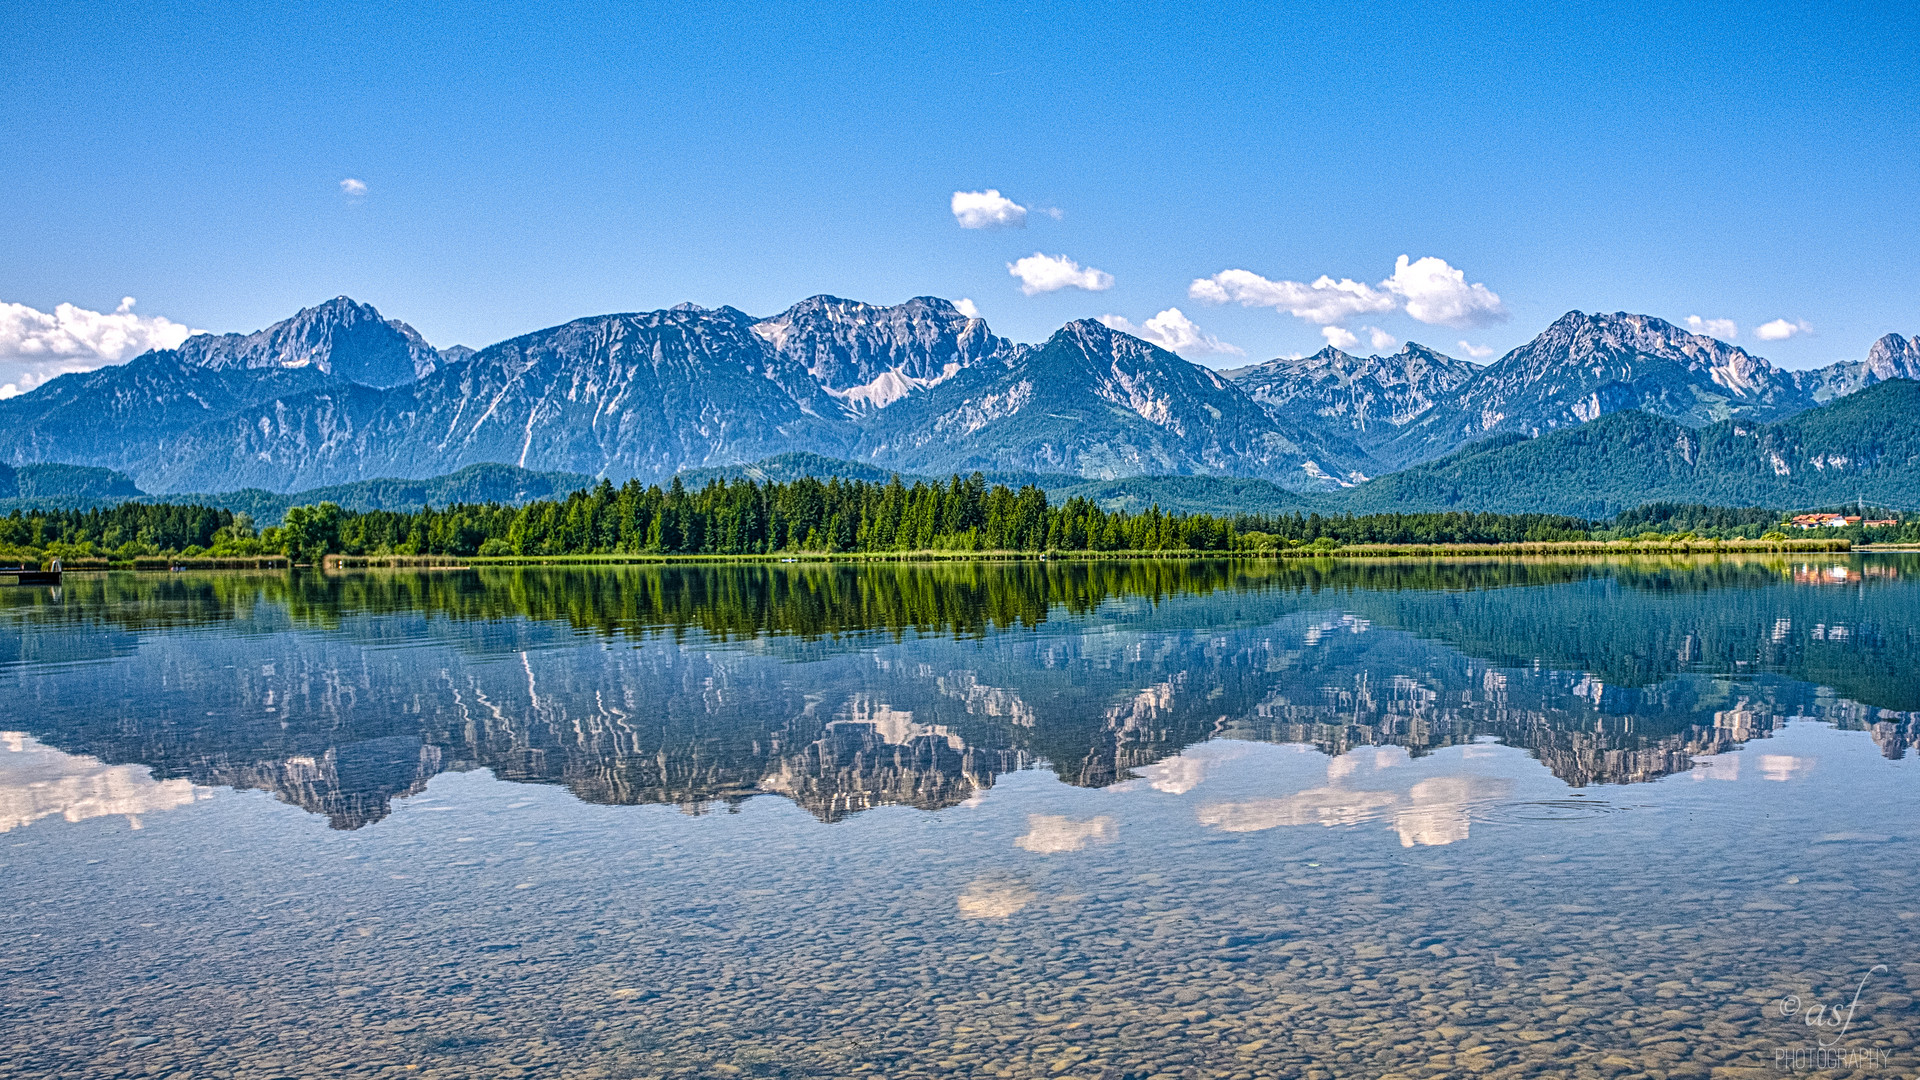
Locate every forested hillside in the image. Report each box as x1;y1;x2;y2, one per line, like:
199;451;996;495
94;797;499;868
1335;379;1920;516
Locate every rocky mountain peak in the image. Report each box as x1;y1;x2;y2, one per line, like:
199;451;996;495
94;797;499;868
1864;333;1920;378
751;295;1013;411
1376;310;1813;467
1799;331;1920;403
1401;341;1471;365
172;296;445;389
1501;311;1785;394
1053;318;1196;374
1057;317;1121;345
1224;341;1476;446
1303;345;1363;371
1225;343;1472;389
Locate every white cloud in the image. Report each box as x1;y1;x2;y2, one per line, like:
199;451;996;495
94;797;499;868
1007;252;1113;295
1364;326;1397;351
1458;340;1496;359
1381;255;1508;328
1321;326;1360;350
340;177;367;198
1191;255;1504;330
1686;315;1738;339
1098;307;1243;358
954;298;980;319
0;297;201;399
951;189;1027;229
1188;269;1396;324
1755;318;1813;341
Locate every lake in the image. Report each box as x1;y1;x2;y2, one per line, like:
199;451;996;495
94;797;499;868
3;557;1916;1079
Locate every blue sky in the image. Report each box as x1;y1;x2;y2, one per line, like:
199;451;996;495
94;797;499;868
2;0;1917;392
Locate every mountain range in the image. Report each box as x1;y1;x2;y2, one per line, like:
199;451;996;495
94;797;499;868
0;293;1915;512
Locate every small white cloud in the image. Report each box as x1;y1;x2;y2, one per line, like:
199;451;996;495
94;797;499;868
1755;318;1813;341
0;297;201;398
1686;315;1738;339
1382;255;1508;328
1364;326;1397;351
340;178;368;198
1098;307;1243;358
954;298;980;319
1321;326;1360;350
1458;340;1496;359
1007;252;1113;295
951;189;1027;229
1189;269;1396;325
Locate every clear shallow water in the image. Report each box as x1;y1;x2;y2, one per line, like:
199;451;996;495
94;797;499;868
2;557;1917;1079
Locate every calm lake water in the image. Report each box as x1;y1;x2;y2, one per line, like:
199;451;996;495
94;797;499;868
3;557;1917;1079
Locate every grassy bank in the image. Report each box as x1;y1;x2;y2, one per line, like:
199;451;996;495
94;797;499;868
8;538;1852;573
26;556;291;572
318;537;1851;569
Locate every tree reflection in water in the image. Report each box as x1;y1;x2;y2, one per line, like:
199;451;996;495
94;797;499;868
2;555;1915;828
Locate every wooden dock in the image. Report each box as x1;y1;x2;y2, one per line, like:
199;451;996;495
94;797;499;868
0;567;61;586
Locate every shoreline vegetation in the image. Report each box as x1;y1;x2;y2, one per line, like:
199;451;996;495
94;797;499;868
25;537;1853;573
0;470;1891;571
318;537;1848;567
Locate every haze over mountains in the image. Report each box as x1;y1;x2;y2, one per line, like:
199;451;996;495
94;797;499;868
0;293;1915;514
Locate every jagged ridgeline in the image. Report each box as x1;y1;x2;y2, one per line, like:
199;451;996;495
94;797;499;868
9;559;1917;829
2;294;1916;513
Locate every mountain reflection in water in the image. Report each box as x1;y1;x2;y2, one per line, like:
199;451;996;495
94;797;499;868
2;556;1915;830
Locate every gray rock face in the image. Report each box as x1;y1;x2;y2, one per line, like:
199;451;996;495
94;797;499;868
1381;311;1812;466
852;320;1372;487
175;296;448;388
751;295;1016;412
1224;343;1481;445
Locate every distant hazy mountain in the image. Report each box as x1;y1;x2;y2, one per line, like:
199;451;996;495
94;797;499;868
1224;342;1480;448
1332;378;1920;517
852;319;1371;487
0;352;340;481
179;463;598;523
0;463;143;510
175;296;452;388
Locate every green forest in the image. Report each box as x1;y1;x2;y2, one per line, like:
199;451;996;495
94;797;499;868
0;473;1911;566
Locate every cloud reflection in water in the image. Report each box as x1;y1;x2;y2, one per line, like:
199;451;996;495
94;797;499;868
1197;772;1514;847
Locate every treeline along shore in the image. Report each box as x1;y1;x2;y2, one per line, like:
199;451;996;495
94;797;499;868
0;473;1881;569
